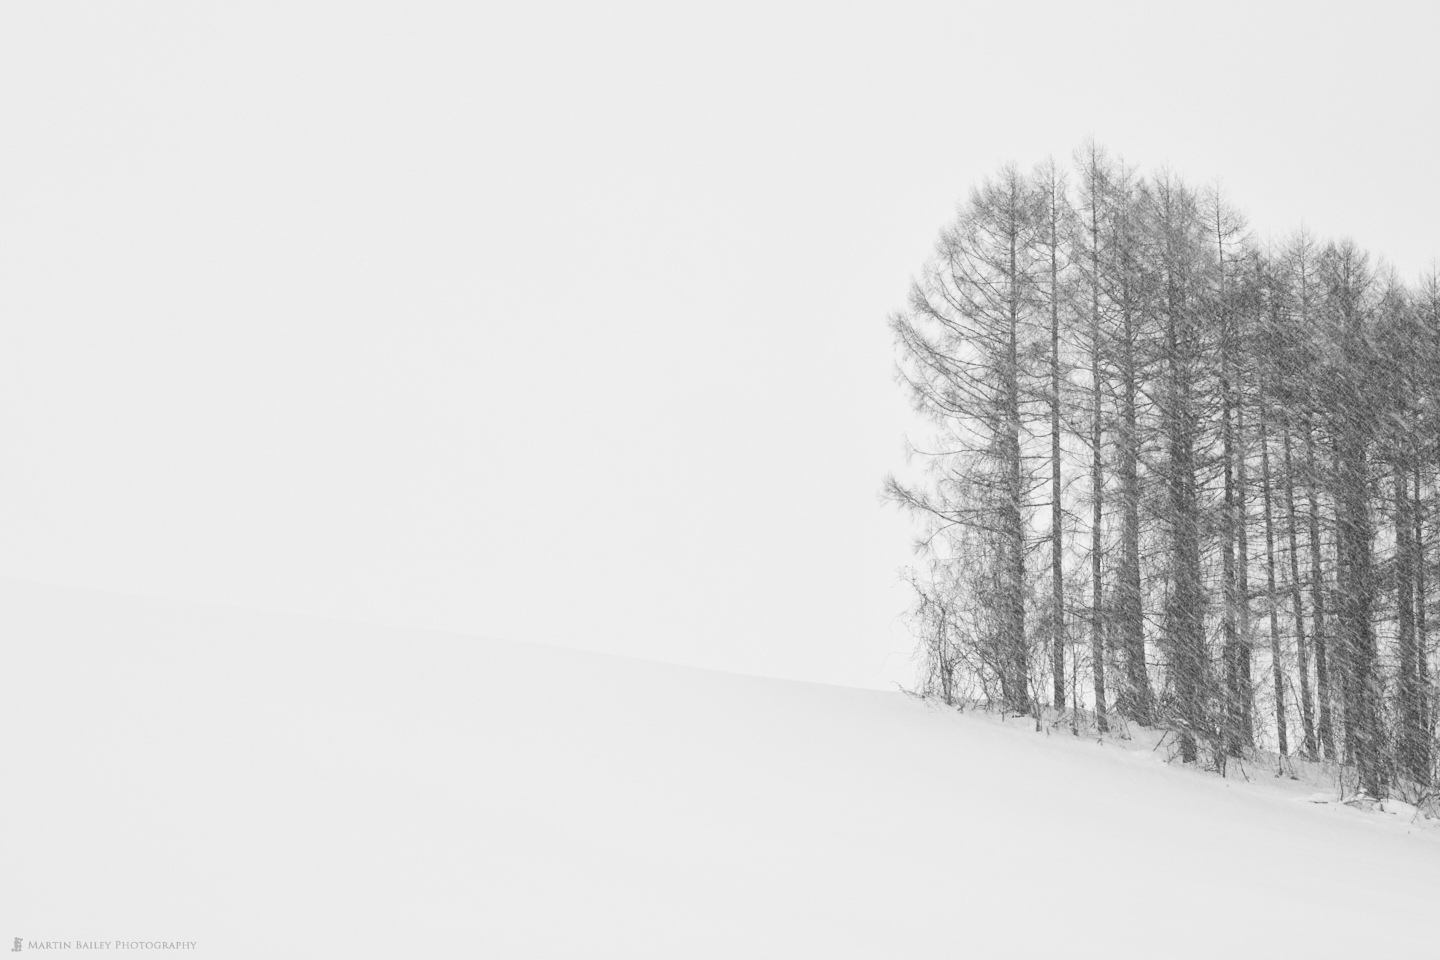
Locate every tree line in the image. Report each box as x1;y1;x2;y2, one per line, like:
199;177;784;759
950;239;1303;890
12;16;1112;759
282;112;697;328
888;142;1439;798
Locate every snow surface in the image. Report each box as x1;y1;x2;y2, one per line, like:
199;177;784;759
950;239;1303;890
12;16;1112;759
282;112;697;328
3;579;1438;958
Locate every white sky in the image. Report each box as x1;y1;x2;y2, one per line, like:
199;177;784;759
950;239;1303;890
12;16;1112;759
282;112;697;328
1;1;1436;688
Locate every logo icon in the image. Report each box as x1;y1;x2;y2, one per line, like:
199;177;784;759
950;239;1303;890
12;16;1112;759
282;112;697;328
11;938;21;952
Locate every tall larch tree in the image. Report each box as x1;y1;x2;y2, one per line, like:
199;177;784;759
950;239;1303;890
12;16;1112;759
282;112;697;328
1149;172;1212;762
889;163;1042;714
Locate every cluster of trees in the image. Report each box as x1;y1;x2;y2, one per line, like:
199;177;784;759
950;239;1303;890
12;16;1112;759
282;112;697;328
888;142;1440;798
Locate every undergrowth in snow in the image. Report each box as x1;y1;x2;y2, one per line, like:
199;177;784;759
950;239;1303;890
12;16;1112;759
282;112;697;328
908;692;1440;831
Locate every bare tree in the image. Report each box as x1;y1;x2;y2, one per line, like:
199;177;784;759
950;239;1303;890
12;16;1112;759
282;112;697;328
1149;172;1213;763
1207;186;1254;758
1253;255;1289;758
1318;239;1384;796
1034;157;1075;712
1377;272;1427;785
888;164;1043;714
1285;230;1339;760
1108;161;1156;725
1074;140;1113;731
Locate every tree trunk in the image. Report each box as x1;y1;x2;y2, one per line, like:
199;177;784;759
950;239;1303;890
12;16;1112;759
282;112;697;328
1259;389;1288;757
1221;334;1244;755
1282;415;1318;759
1048;184;1067;712
1396;464;1425;783
1333;429;1382;796
1001;204;1031;715
1415;462;1432;780
1105;172;1151;727
1234;388;1255;749
1304;415;1337;760
1087;172;1109;733
1157;182;1206;763
1117;288;1150;724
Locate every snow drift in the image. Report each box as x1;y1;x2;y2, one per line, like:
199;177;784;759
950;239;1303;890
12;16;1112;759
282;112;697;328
2;580;1437;957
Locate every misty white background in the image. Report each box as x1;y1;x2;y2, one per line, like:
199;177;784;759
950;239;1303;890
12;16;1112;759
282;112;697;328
1;1;1436;689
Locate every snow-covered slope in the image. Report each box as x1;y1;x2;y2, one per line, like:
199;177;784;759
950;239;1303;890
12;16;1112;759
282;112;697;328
3;580;1437;958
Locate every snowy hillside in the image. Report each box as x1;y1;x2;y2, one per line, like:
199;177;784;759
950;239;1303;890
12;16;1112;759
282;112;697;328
3;579;1437;958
